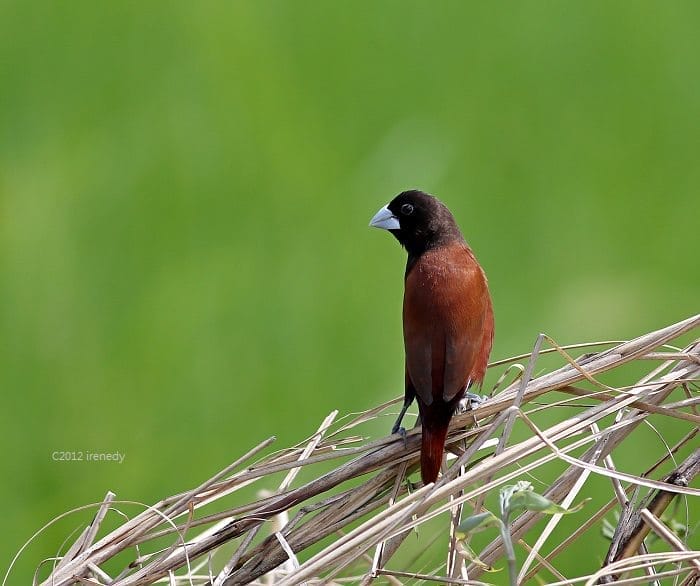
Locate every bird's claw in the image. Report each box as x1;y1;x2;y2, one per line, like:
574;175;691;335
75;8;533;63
457;392;488;413
392;425;408;449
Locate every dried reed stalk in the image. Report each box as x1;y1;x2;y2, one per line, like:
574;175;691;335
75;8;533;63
7;314;698;586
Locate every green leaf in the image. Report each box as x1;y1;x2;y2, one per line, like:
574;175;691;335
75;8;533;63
601;517;616;540
666;517;688;538
500;481;533;516
509;490;589;514
456;511;501;539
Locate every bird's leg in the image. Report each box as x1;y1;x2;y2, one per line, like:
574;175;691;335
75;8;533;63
391;398;411;434
391;396;414;448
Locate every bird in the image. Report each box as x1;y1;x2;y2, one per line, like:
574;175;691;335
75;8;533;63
369;190;494;485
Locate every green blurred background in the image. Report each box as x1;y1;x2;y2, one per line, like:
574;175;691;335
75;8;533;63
1;1;698;582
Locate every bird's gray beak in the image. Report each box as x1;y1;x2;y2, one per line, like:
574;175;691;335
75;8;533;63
369;204;400;230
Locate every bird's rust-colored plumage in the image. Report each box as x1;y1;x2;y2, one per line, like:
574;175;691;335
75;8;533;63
370;190;494;484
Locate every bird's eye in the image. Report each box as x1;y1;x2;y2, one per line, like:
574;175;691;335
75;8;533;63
401;203;414;216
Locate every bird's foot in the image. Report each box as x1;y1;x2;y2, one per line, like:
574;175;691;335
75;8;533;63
457;392;488;413
392;425;409;449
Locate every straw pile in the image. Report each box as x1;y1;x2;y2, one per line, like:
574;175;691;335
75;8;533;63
10;314;699;585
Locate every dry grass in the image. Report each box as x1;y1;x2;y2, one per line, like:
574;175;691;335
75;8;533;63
8;315;699;586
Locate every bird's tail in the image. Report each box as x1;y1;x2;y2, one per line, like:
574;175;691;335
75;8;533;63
420;423;449;484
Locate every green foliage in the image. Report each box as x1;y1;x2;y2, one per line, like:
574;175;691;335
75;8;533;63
456;511;501;538
505;483;588;517
458;481;587;584
603;508;692;543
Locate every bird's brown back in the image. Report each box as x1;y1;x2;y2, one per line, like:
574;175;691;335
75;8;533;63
403;241;493;408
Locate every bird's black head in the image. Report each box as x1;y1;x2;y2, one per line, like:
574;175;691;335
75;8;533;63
369;190;464;257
